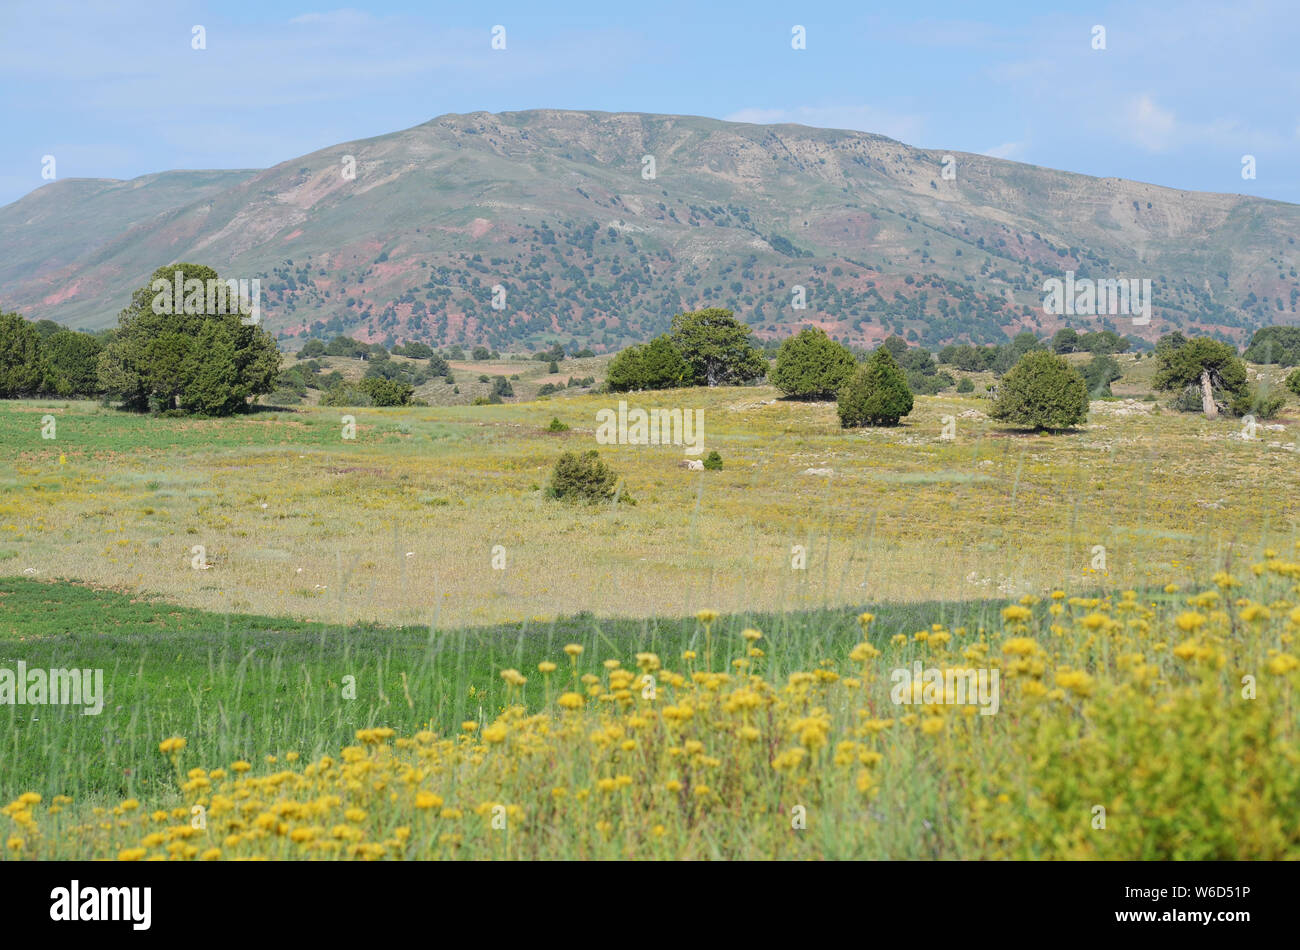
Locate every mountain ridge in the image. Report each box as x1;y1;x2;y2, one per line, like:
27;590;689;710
2;109;1297;351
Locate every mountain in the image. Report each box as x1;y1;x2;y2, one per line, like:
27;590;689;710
2;109;1297;352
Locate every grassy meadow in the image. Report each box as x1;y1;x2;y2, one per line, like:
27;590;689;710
2;353;1300;859
4;354;1299;630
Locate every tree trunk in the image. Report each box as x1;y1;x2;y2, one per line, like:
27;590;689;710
1200;369;1217;418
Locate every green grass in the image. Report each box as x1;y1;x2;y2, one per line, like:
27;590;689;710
2;386;1297;633
0;399;479;453
0;576;1019;804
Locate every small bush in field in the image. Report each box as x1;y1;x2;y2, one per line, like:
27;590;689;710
1285;368;1300;398
549;450;623;503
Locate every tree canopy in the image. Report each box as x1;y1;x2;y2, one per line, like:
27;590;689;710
770;327;857;399
990;350;1089;430
0;312;48;398
1243;326;1300;367
669;308;767;387
98;262;280;414
607;335;690;391
837;348;913;427
1152;336;1246;418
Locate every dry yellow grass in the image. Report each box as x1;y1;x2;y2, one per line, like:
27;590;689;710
3;386;1298;628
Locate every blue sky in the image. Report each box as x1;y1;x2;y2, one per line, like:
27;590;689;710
2;0;1297;207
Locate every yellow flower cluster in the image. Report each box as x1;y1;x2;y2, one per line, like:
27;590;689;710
6;563;1300;860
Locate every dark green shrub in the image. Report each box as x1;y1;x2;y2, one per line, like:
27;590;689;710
547;417;570;431
837;349;914;427
703;450;723;471
1077;330;1128;354
42;329;103;396
1286;368;1300;397
1231;386;1285;420
908;369;953;395
669;308;767;386
357;376;413;407
320;383;373;407
549;450;623;503
365;359;407;382
275;367;309;396
397;341;434;359
607;335;689;391
990;351;1088;430
1081;353;1123;397
770;327;856;399
266;389;303;406
1051;328;1079;354
1244;326;1300;366
956;377;975;394
325;336;367;358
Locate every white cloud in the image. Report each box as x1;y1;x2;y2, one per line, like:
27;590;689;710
1124;95;1177;152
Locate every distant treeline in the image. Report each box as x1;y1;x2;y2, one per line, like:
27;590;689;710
3;261;1297;417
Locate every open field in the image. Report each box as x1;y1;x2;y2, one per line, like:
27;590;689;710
3;366;1300;860
2;371;1299;631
